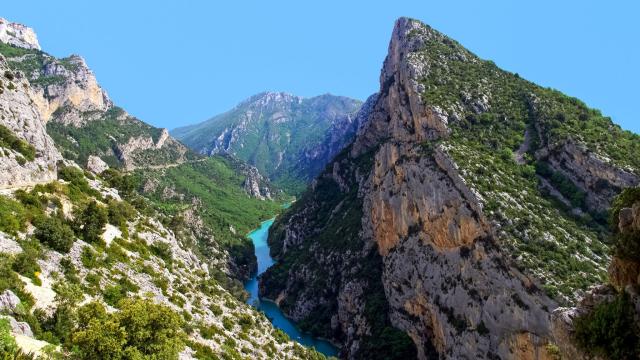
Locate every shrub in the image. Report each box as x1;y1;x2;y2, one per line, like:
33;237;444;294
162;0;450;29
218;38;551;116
102;285;126;307
12;240;42;285
74;201;108;244
58;165;100;202
222;317;234;331
573;292;639;359
0;195;28;235
107;199;136;228
80;246;100;268
610;188;640;261
150;241;173;266
33;214;75;253
0;318;18;357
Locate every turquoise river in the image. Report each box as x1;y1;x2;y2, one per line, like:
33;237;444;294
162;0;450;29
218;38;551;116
243;218;339;357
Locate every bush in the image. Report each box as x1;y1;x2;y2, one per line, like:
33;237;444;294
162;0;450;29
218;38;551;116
80;246;100;268
75;200;108;244
12;240;42;285
33;214;75;253
107;199;136;228
0;195;27;235
0;318;18;357
610;188;640;261
574;292;639;359
101;169;137;199
72;299;184;359
102;285;126;307
150;241;173;266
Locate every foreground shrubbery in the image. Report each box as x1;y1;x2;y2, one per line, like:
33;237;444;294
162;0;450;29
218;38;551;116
71;298;184;359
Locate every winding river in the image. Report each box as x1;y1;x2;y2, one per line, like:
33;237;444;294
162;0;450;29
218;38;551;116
244;218;339;357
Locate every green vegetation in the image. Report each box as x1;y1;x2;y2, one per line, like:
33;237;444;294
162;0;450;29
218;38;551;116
135;155;283;294
0;195;28;235
574;292;639;359
74;200;108;245
0;318;18;357
0;123;36;161
12;239;43;285
404;26;631;300
33;213;75;253
264;148;416;357
46;106;194;169
0;42;68;87
71;298;185;359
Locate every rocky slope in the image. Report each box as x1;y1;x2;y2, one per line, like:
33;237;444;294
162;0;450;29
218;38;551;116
173;92;362;193
261;18;640;359
0;19;190;171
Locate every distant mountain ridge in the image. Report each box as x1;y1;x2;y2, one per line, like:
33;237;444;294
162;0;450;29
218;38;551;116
173;92;362;193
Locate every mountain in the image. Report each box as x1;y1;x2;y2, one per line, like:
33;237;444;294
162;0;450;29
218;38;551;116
260;18;640;359
0;17;327;359
0;30;193;171
173;92;362;193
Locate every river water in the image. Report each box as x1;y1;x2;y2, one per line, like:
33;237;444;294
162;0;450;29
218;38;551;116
244;218;339;357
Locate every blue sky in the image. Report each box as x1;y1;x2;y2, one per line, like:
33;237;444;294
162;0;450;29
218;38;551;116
3;1;638;132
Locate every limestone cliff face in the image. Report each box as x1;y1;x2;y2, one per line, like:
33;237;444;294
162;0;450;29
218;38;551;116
35;54;112;123
262;17;640;359
240;163;272;200
0;55;61;188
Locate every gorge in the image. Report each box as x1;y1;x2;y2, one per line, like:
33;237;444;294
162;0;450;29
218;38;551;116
0;12;638;360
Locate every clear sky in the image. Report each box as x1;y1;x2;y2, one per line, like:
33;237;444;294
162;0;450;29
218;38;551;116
2;1;638;133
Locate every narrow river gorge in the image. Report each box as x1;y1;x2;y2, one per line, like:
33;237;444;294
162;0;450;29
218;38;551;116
243;218;339;357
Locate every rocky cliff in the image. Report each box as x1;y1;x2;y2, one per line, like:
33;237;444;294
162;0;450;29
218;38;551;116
0;54;61;189
261;18;640;359
173;92;362;193
0;18;40;50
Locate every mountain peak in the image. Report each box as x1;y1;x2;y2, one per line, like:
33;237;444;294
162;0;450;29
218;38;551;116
0;17;40;50
243;91;303;107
